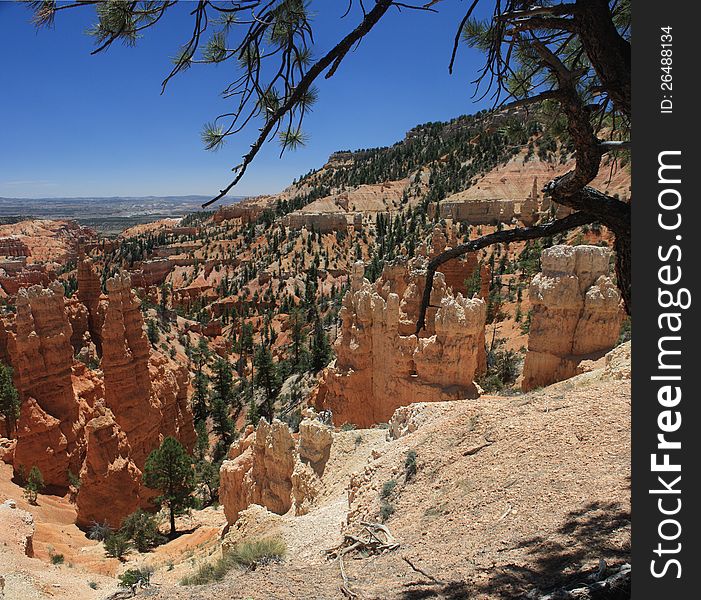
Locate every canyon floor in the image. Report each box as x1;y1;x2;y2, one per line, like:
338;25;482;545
0;344;630;600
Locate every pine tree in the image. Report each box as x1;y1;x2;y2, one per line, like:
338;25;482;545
0;362;19;437
146;318;159;346
24;466;44;505
194;420;209;462
191;370;209;425
289;307;307;370
310;316;332;373
211;397;235;450
254;344;280;423
142;437;195;536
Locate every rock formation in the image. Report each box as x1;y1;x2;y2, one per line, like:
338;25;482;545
75;273;195;527
0;271;194;528
312;259;486;427
76;254;104;353
282;212;349;233
9;283;84;486
0;236;30;257
101;273;159;465
0;499;34;557
75;414;142;528
521;245;623;391
220;415;333;525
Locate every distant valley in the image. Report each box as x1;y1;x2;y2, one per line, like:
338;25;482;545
0;195;245;235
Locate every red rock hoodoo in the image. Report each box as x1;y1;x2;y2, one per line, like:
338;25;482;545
0;271;195;528
521;245;623;391
312;259;487;427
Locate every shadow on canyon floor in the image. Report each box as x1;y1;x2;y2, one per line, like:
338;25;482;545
400;500;631;600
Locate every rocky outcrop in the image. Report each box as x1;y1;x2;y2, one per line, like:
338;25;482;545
220;415;334;525
282;212;348;233
220;419;296;525
312;259;486;427
0;236;30;257
298;417;333;476
76;254;104;353
0;499;34;557
0;272;194;527
521;245;623;391
9;283;84;486
75;414;142;529
101;273;158;465
74;273;195;526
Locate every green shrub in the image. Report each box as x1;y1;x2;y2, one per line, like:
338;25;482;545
118;566;152;588
119;510;165;553
404;450;417;482
340;422;356;431
67;469;81;489
104;534;131;560
380;480;397;499
180;537;286;586
88;582;98;590
50;553;65;565
23;466;44;505
380;501;395;522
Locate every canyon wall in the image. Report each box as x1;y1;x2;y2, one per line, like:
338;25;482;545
0;272;194;528
521;245;623;391
10;283;85;486
312;258;486;427
282;212;349;233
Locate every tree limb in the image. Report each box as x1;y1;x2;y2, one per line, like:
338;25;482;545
202;0;394;207
415;211;596;334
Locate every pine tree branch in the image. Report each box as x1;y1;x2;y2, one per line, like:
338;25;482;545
415;211;596;334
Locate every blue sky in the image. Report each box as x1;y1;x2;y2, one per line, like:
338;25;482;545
0;1;492;199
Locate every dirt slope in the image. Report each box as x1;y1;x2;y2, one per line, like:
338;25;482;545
146;344;630;600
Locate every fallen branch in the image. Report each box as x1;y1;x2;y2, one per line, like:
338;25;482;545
327;522;401;598
402;556;443;584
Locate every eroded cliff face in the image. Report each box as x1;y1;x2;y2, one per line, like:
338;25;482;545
76;254;104;354
75;273;195;527
0;272;194;528
75;413;142;528
521;245;623;391
9;283;87;486
312;259;486;427
219;415;333;525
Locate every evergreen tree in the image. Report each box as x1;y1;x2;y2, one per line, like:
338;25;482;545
212;357;235;406
191;370;209;425
119;509;165;552
195;459;220;506
310;316;332;372
254;344;280;423
142;437;195;536
146;319;159;346
289;307;307;370
194;419;209;462
211;397;235;453
0;362;19;437
24;466;44;505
